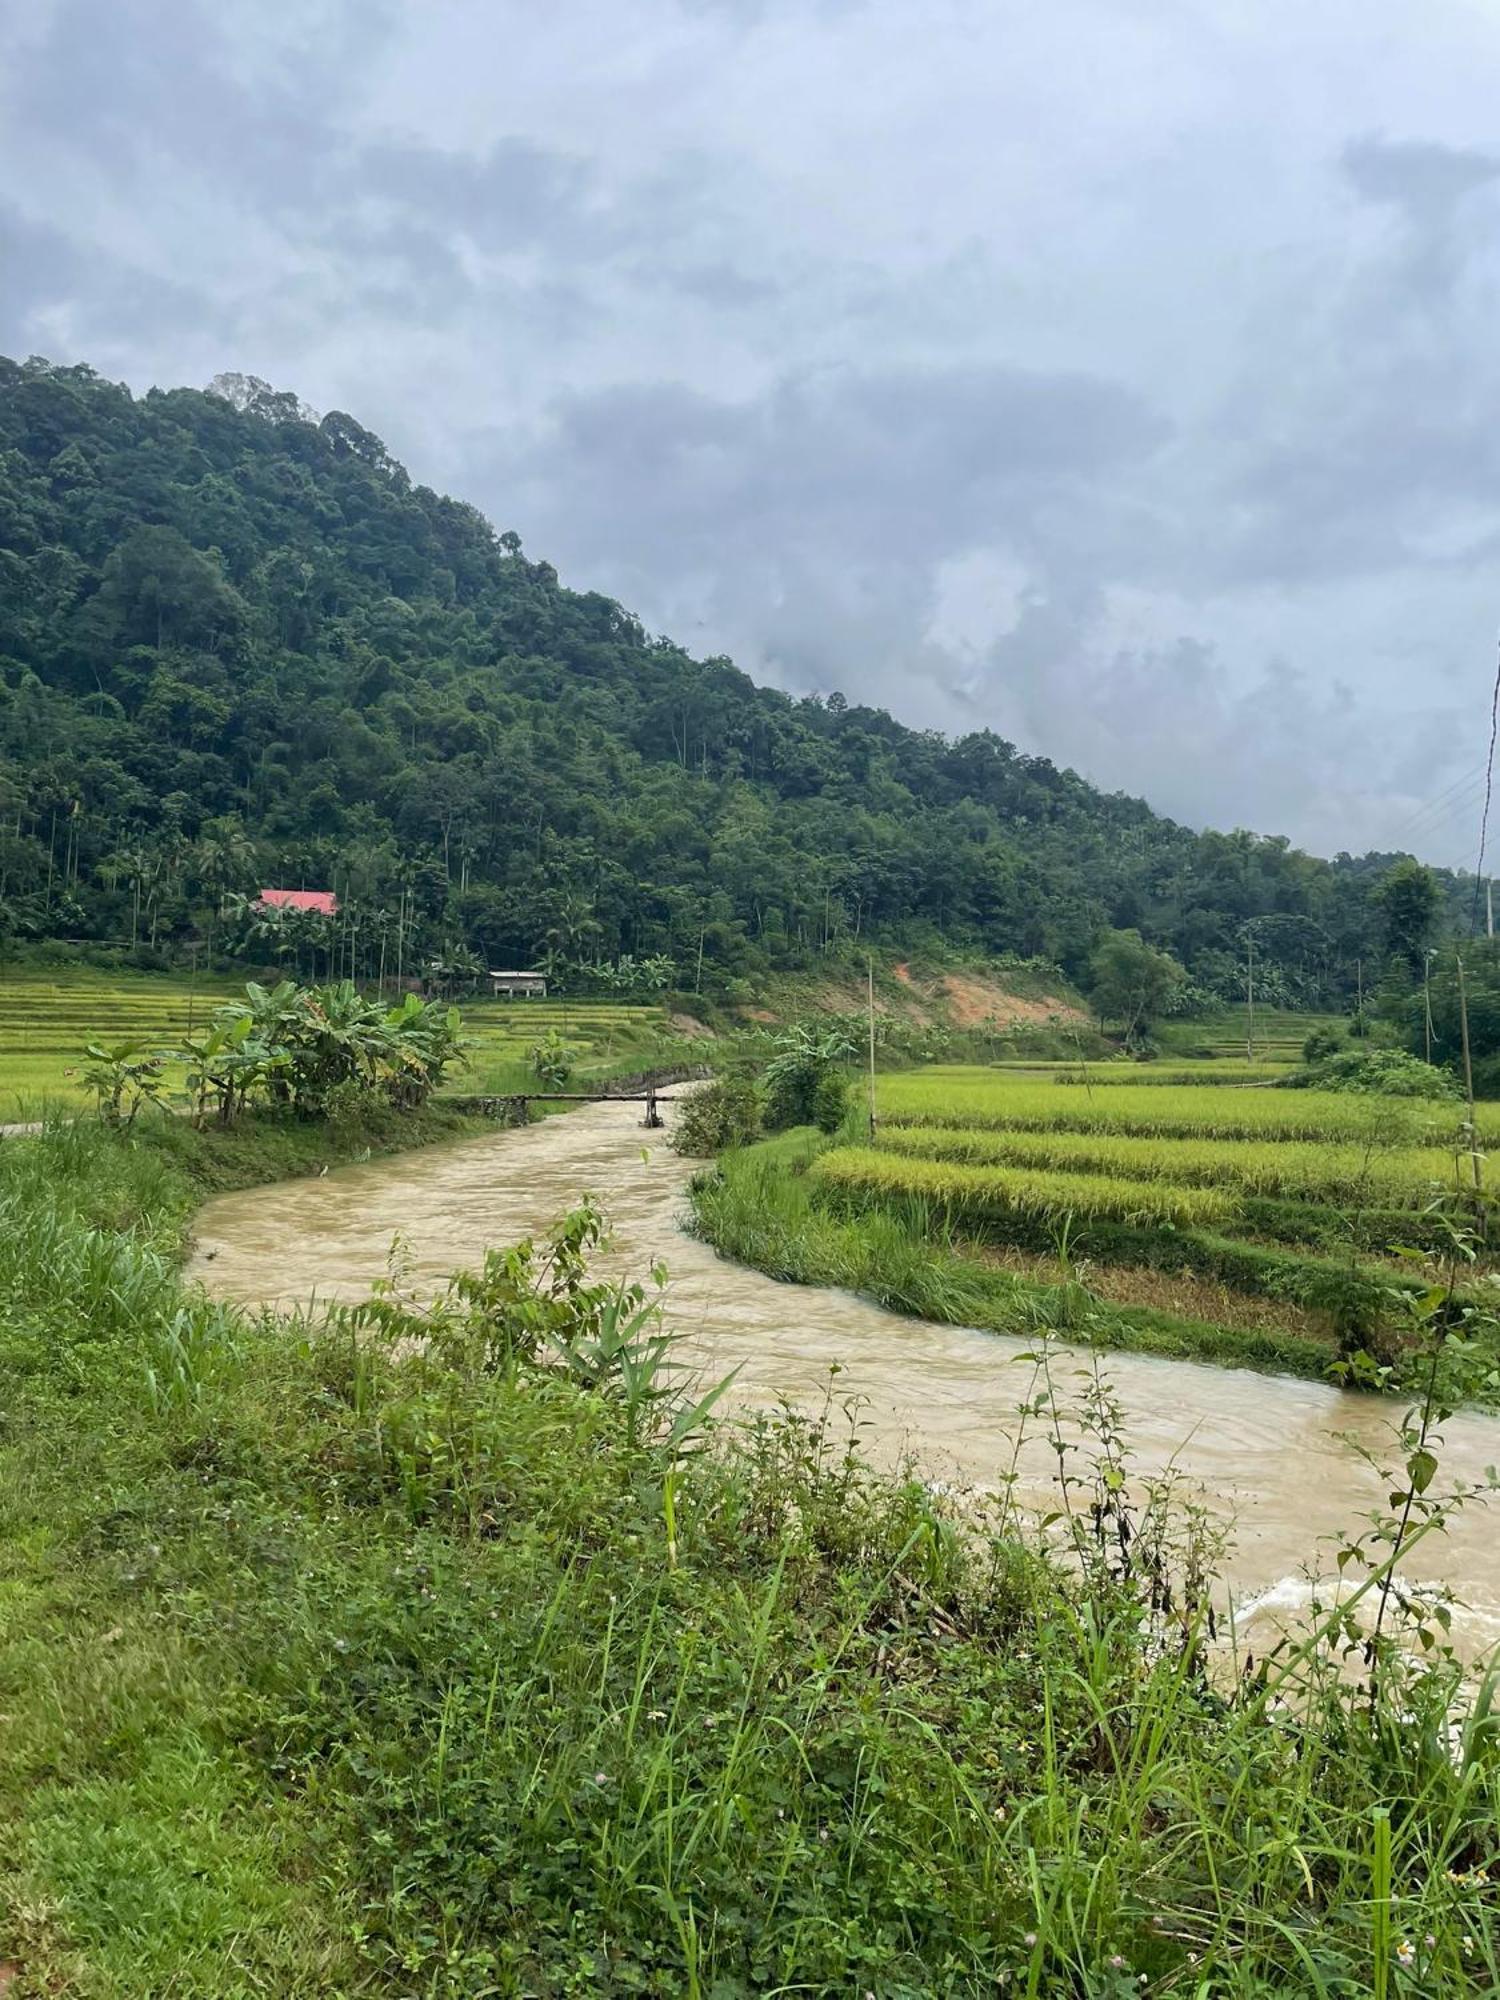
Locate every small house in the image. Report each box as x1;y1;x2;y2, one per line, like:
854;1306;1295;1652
257;888;339;917
488;969;547;999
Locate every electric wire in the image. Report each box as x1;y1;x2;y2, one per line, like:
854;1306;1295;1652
1469;636;1500;934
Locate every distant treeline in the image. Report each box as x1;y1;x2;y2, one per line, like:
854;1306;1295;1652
0;355;1470;1002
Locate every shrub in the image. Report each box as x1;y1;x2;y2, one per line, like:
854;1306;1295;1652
670;1077;761;1157
528;1028;575;1088
811;1069;850;1133
1285;1049;1460;1099
1303;1024;1346;1065
761;1023;856;1130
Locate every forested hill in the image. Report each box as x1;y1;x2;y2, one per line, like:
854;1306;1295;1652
0;355;1444;1003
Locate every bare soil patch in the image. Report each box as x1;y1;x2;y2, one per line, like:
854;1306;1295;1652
937;971;1088;1031
668;1013;716;1040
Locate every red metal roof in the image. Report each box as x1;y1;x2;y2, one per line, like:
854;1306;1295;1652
257;888;339;916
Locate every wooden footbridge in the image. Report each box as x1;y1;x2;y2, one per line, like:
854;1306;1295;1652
451;1068;709;1130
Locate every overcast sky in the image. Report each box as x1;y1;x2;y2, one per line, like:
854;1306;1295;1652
3;0;1499;863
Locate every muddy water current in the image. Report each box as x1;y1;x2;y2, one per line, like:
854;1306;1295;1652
188;1106;1500;1657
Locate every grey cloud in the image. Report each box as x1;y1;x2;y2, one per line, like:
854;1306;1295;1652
1342;135;1500;225
5;0;1500;853
0;203;226;356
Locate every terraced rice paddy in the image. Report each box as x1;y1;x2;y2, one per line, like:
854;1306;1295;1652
805;1063;1496;1374
875;1066;1496;1144
0;969;672;1119
872;1121;1468;1205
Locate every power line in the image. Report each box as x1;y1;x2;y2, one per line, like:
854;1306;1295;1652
1391;762;1486;842
1471;635;1500;935
1402;778;1489;848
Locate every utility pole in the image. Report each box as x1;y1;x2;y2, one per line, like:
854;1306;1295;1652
866;955;878;1137
1423;948;1436;1066
1457;952;1482;1200
1245;928;1256;1062
1488;879;1494;940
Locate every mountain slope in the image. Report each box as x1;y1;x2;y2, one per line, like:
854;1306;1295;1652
0;355;1431;1000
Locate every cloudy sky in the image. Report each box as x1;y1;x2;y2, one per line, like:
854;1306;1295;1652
3;0;1499;863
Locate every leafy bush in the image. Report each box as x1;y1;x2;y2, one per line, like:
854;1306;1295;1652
761;1022;856;1130
83;978;467;1127
528;1028;576;1088
811;1069;850;1133
1303;1024;1346;1065
1285;1049;1460;1099
670;1077;761;1157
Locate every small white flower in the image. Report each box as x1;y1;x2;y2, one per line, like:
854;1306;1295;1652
1396;1940;1416;1968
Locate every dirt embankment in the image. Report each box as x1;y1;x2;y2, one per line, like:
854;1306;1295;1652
737;960;1089;1032
891;962;1088;1030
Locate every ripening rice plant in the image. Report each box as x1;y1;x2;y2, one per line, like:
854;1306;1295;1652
875;1071;1491;1146
872;1124;1461;1207
811;1146;1233;1228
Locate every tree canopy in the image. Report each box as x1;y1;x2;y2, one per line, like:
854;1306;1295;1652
0;355;1469;998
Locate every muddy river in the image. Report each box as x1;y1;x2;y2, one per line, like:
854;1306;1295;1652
188;1105;1500;1656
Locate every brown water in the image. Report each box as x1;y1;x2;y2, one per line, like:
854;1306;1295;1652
188;1107;1500;1655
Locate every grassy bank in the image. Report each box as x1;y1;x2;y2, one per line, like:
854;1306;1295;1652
2;1114;1499;1993
690;1133;1337;1379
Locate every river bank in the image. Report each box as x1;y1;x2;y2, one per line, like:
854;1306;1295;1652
3;1106;1499;1993
188;1101;1500;1656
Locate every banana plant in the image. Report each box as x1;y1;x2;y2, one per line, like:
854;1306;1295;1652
82;1039;167;1128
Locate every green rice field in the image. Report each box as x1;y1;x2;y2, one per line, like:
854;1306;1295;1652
778;1060;1498;1382
875;1065;1496;1144
0;969;676;1119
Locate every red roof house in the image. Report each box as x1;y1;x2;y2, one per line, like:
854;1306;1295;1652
257;888;339;916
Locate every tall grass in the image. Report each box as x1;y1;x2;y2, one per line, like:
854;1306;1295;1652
0;1116;1497;1992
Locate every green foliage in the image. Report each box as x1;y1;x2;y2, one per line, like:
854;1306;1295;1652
668;1076;761;1157
1303;1022;1347;1064
0;356;1466;1005
874;1120;1459;1206
85;977;466;1127
1287;1048;1462;1099
4;1108;1500;1990
761;1021;856;1130
810;1066;850;1133
1374;857;1441;976
1087;927;1187;1044
80;1037;166;1127
527;1027;576;1087
815;1143;1233;1226
1416;943;1500;1083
